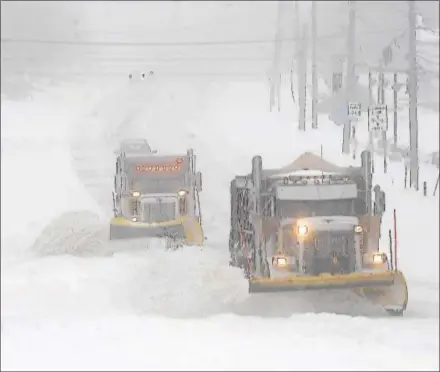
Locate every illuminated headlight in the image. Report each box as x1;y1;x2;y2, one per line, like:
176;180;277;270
132;191;140;197
132;217;138;222
297;225;308;236
354;225;363;234
178;190;186;197
373;253;386;264
276;257;288;265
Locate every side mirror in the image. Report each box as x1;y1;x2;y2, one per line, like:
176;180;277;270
196;171;202;191
379;191;386;212
373;185;385;217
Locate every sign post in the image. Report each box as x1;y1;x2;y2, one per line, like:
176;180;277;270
348;102;361;159
368;104;388;173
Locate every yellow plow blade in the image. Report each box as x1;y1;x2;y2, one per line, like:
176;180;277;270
180;216;204;246
109;216;204;247
249;271;408;314
356;271;408;315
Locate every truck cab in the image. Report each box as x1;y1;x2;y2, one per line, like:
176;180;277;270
110;139;203;245
229;151;386;276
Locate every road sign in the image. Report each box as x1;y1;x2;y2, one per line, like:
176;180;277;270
368;104;388;132
348;102;362;119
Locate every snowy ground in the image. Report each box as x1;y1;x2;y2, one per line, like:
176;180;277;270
1;74;439;371
1;2;439;369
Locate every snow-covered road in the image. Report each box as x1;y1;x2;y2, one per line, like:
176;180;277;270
1;75;438;370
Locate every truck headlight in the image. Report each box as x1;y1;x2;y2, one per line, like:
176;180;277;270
132;191;140;197
276;257;287;265
132;217;138;222
178;190;186;197
373;253;386;264
297;225;308;236
354;225;363;234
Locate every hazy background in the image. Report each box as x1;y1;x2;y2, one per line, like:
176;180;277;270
1;1;439;109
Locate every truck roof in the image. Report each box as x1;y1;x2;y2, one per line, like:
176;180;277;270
262;152;358;178
268;169;341;178
120;139;152;155
233;152;363;189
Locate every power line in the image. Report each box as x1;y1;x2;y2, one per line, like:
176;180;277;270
0;28;409;48
1;55;274;63
0;36;308;47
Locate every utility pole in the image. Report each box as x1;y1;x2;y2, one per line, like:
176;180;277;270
298;24;308;131
408;0;419;190
342;1;356;154
368;70;375;173
368;70;374;105
311;1;318;129
270;0;283;112
0;39;3;80
376;65;388;173
393;72;399;148
295;1;306;131
434;173;439;197
377;69;385;105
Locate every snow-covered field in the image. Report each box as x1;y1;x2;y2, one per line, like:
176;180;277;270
1;2;439;371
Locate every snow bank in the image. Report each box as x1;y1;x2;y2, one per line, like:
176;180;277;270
1;83;106;259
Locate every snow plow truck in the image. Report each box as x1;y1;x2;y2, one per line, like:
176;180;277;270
228;150;408;316
110;139;204;247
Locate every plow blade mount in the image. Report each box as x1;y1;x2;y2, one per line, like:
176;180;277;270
109;216;204;246
249;271;408;315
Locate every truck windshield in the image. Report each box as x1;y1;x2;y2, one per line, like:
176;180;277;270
121;141;151;155
131;175;186;194
278;199;355;218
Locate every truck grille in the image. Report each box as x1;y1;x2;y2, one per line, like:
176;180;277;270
305;231;356;275
142;200;176;223
313;231;353;257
